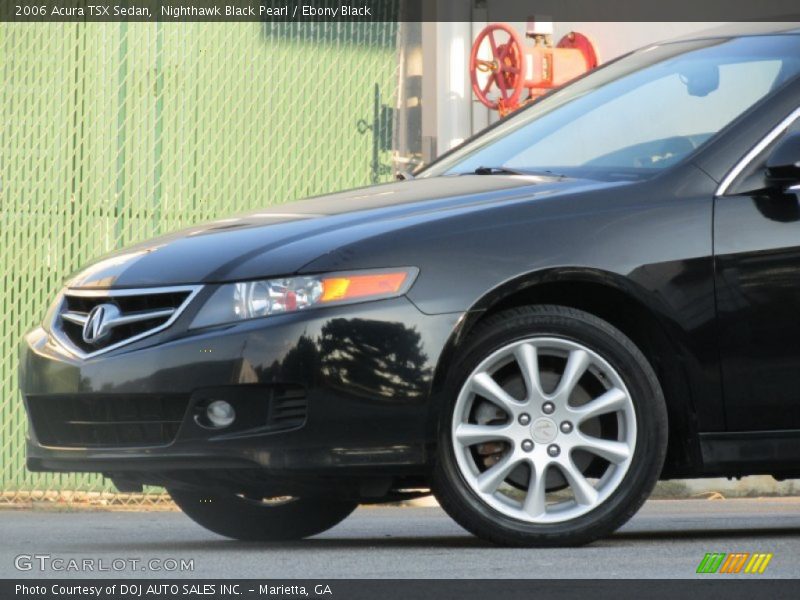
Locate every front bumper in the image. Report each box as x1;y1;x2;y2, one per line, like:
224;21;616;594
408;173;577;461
20;296;463;481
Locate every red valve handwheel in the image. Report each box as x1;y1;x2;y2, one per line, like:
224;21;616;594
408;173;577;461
469;23;525;111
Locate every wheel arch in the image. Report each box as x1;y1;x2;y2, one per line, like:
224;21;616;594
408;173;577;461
429;267;703;478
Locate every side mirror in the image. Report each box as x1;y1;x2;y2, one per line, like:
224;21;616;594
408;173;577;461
766;132;800;187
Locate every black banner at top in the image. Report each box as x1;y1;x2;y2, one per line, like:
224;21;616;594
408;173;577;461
2;0;800;23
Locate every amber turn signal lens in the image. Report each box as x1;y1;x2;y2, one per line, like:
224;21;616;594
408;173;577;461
321;272;410;303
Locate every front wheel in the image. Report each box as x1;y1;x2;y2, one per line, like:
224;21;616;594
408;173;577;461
169;489;358;541
433;305;667;546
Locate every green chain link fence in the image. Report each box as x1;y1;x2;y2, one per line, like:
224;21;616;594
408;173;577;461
0;19;399;506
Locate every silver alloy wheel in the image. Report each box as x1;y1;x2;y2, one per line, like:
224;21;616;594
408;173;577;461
451;337;637;524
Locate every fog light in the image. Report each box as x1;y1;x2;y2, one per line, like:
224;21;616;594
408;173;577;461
206;400;235;428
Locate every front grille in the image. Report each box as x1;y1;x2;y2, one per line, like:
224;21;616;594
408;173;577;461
27;395;190;448
54;286;200;357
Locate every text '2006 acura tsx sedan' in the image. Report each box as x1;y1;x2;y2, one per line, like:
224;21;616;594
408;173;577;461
20;24;800;546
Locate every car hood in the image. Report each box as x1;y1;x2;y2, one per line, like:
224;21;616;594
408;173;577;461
67;175;620;288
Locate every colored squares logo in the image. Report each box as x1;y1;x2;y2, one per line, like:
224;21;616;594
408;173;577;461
697;552;773;574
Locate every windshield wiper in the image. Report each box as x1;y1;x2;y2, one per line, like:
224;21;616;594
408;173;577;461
473;166;566;178
473;166;525;175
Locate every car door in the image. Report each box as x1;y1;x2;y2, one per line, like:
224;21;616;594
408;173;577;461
714;111;800;432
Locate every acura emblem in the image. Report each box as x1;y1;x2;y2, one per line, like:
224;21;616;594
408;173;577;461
531;417;557;444
82;303;120;344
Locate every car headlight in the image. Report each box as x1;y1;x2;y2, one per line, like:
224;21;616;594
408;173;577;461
189;267;418;329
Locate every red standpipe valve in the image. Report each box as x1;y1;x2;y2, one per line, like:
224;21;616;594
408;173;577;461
470;23;599;116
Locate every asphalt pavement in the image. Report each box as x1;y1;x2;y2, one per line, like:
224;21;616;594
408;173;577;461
1;498;799;579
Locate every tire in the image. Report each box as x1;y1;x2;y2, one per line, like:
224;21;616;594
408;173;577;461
169;489;358;541
432;305;667;547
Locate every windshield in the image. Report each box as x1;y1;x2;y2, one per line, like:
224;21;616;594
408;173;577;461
421;35;800;182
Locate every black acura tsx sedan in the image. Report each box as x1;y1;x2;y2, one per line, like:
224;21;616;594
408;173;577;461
19;24;800;546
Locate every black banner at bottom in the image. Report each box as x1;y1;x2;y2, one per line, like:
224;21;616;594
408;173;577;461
3;579;800;600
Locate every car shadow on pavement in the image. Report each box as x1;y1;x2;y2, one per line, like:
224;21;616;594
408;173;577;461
60;526;800;553
61;536;491;552
610;526;800;542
